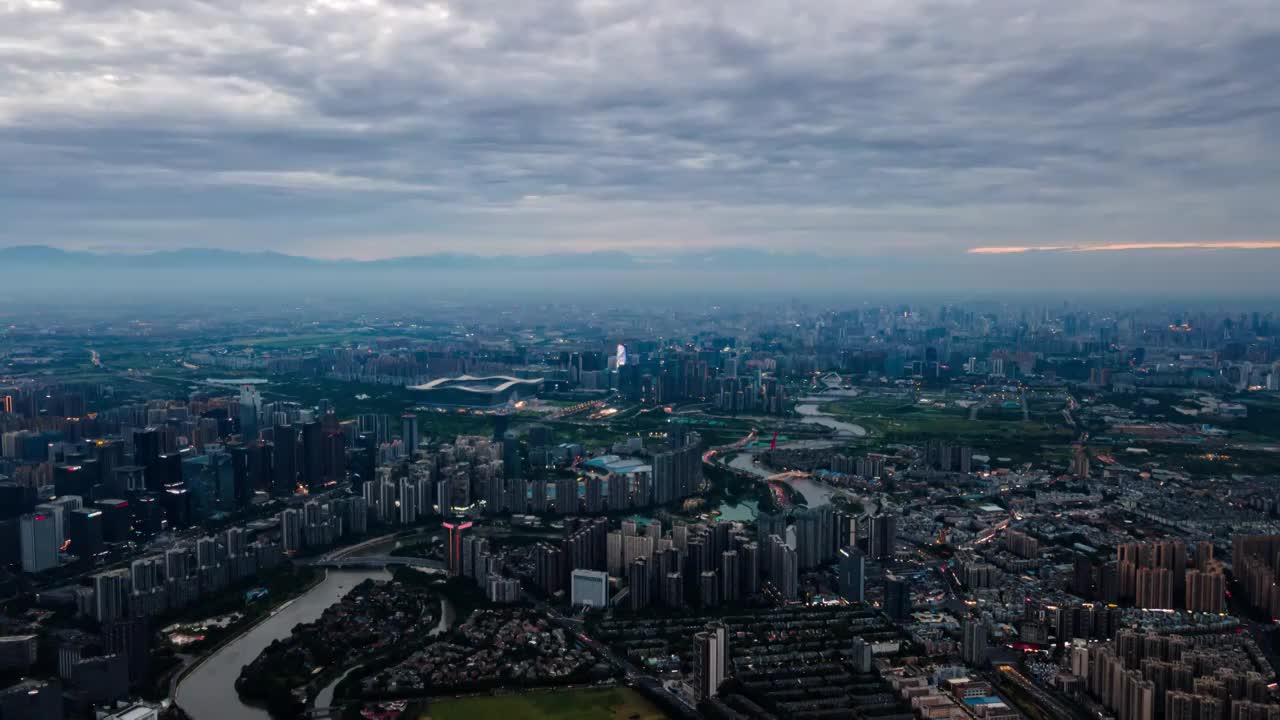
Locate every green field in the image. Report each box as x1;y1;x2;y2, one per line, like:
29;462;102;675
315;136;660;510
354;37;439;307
424;687;667;720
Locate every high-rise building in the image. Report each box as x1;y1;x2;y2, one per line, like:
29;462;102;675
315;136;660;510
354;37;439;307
837;546;866;603
720;550;740;604
699;570;719;608
502;430;520;479
280;508;303;553
20;513;60;573
693;623;729;699
69;507;104;560
962;619;988;666
884;575;910;621
239;385;262;440
443;520;473;576
570;569;609;608
402;414;419;456
868;513;897;562
793;506;834;569
271;424;297;495
93;569;131;623
301;421;323;490
628;558;651;611
399;477;419;524
662;571;684;609
767;534;798;601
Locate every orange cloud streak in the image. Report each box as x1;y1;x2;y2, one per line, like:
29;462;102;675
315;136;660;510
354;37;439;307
968;241;1280;254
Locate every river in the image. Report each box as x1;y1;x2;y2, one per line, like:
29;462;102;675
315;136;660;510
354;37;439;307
726;453;838;507
794;401;868;436
175;568;392;720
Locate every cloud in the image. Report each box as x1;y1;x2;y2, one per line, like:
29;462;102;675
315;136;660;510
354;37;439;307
0;0;1278;291
969;241;1280;254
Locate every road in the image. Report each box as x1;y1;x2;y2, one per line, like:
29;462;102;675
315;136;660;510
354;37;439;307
536;600;703;718
991;665;1088;720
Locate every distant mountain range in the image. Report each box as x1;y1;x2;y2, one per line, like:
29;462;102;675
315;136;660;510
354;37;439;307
0;245;841;272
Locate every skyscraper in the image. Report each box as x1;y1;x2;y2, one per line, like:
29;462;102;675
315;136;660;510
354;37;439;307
301;421;323;490
884;575;910;621
271;424;297;495
868;513;897;562
402;414;419;456
962;619;988;666
20;513;59;573
239;385;262;439
837;546;866;603
693;623;729;699
443;520;473;576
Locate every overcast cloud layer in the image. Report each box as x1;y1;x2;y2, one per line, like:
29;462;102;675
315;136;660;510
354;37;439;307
2;0;1279;279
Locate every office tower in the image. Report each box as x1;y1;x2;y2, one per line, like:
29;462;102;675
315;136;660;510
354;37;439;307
54;463;94;498
402;414;419;456
693;623;729;699
133;428;163;491
93;569;131;623
103;619;150;688
148;452;182;490
69;507;104;559
35;495;82;545
962;619;988;666
161;485;192;529
271;424;298;495
20;512;59;572
868;513;897;562
239;385;262;439
628;558;651;611
884;575;910;621
443;520;472;576
300;421;323;490
502;430;520;479
571;569;609;608
720;550;740;604
838;546;866;603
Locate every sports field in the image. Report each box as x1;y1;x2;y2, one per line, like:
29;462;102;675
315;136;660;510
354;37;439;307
423;687;667;720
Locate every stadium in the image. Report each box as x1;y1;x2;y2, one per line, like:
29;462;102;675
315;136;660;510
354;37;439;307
409;375;543;409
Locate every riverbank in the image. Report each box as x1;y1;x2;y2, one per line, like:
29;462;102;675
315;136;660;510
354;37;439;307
166;565;325;702
174;568;392;720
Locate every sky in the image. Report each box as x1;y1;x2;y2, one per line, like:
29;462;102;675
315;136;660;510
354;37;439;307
2;0;1279;287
